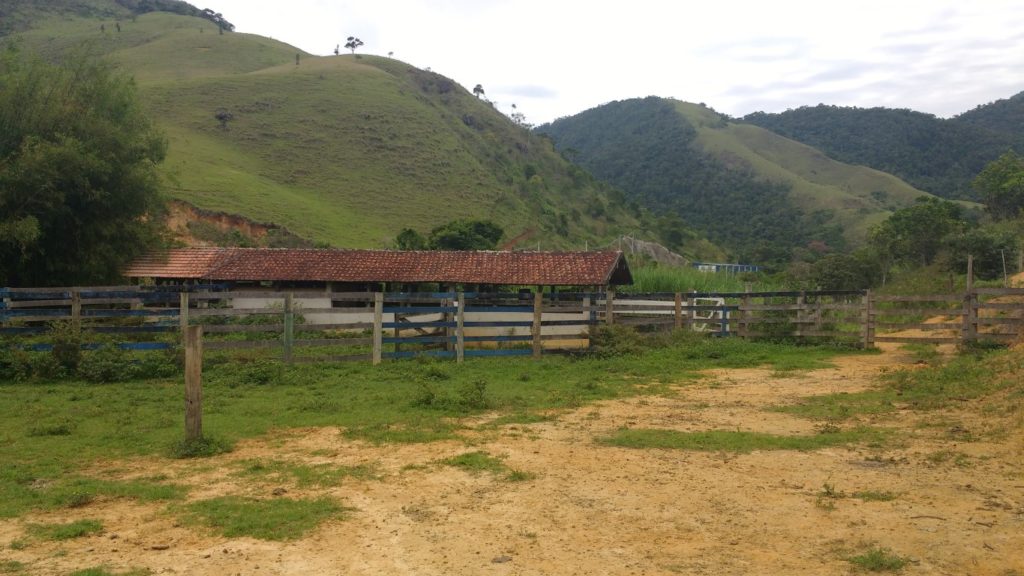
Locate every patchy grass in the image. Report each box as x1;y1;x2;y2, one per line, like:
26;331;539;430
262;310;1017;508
439;451;535;482
776;347;1022;421
0;475;187;519
0;560;25;573
177;496;347;541
233;459;377;487
28;519;103;541
599;428;886;453
847;547;911;572
853;490;898;502
440;451;508;475
0;336;856;520
167;436;234;459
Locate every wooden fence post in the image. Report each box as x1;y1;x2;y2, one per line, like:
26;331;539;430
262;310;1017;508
674;292;683;331
605;288;615;326
795;291;805;338
179;291;190;333
532;290;544;359
745;284;753;338
685;292;694;332
456;292;465;363
71;290;81;329
861;290;875;349
283;292;294;363
184;325;203;442
963;255;976;344
372;292;383;365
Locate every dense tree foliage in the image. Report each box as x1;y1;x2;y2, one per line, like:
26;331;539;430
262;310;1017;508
394;220;504;251
0;47;167;286
743;105;1021;201
955;91;1024;137
868;197;965;268
538;97;841;266
972;150;1024;220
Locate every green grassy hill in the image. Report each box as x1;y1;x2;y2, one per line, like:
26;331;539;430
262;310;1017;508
5;4;643;249
539;97;945;263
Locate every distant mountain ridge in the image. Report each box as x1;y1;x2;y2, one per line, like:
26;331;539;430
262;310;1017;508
539;97;936;264
742;95;1024;201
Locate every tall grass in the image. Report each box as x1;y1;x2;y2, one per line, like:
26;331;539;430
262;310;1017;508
623;265;783;294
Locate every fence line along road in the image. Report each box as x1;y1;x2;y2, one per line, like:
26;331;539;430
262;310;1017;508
3;286;1023;364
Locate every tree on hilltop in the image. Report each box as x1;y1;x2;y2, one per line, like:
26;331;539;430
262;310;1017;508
473;84;485;98
344;36;364;54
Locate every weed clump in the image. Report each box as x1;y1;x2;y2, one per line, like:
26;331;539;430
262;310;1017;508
168;436;234;459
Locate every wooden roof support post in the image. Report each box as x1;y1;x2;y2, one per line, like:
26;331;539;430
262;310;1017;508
372;292;384;365
532;288;543;359
184;325;203;442
605;287;615;326
456;291;465;363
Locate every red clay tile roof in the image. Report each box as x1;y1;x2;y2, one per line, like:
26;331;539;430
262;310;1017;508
123;247;242;280
124;248;632;286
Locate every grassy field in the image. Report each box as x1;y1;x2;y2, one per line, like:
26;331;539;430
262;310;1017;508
0;333;855;520
8;9;641;249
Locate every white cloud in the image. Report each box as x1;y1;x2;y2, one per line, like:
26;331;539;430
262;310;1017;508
208;0;1024;122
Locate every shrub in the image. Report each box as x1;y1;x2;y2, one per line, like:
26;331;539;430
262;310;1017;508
0;343;33;381
29;351;66;380
50;320;83;371
78;343;134;383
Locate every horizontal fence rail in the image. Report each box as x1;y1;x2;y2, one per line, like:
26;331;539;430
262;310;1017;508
2;285;1023;366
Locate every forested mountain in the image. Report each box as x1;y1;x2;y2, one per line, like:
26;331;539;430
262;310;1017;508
1;0;654;251
743;102;1023;201
539;97;934;265
955;91;1024;137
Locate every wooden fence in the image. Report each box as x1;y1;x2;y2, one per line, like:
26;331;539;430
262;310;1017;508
3;286;1023;365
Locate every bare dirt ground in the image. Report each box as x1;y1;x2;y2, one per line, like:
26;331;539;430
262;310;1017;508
2;346;1022;575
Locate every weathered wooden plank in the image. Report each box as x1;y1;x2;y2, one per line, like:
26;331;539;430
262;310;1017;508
875;322;962;330
873;336;960;344
5;299;72;308
874;295;961;303
201;324;285;333
204;340;282;350
188;308;282;317
294;337;373;347
870;308;963;317
292;354;373;364
976;302;1024;310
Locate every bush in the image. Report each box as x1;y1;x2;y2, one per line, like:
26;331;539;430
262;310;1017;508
0;345;34;381
78;343;134;383
50;320;83;372
30;353;67;380
587;325;674;358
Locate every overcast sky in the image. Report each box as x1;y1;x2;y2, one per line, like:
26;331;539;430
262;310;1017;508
206;0;1024;125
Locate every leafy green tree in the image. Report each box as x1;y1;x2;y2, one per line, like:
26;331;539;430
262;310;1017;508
394;228;427;250
427;220;504;250
473;84;484;98
944;223;1020;280
344;36;364;54
809;250;882;290
972;150;1024;220
869;197;964;269
0;47;167;286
